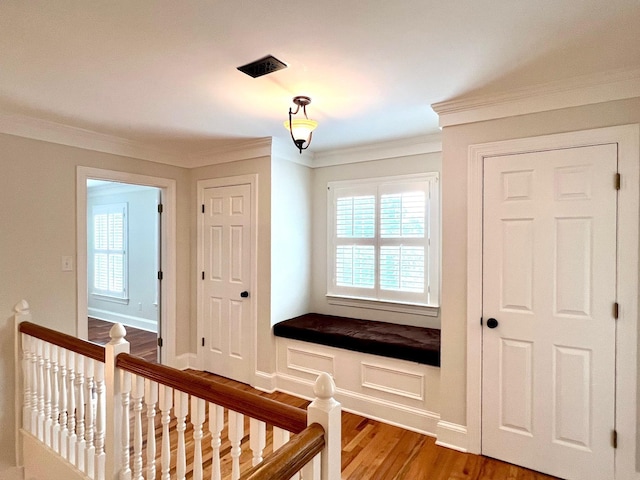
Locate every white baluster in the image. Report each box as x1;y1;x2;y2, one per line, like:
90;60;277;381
174;391;188;480
158;385;173;480
59;346;69;460
301;455;321;480
307;373;342;480
145;379;158;480
272;427;290;450
75;353;86;471
250;418;266;466
94;360;106;480
29;335;39;436
21;333;32;432
36;339;45;441
85;357;96;477
228;410;244;480
131;375;145;480
67;350;77;465
208;403;224;480
43;342;52;447
51;345;60;453
191;397;205;480
120;370;132;480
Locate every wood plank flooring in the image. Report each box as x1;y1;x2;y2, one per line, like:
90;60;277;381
88;317;158;362
87;320;560;479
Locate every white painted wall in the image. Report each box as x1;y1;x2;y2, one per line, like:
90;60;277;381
270;157;313;326
87;184;160;331
310;152;442;328
0;132;191;468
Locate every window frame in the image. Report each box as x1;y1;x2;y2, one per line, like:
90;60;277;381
90;202;129;303
326;173;440;315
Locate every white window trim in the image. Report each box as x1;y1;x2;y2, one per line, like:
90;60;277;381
326;172;440;310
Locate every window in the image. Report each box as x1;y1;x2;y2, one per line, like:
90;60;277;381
327;174;439;310
92;203;128;300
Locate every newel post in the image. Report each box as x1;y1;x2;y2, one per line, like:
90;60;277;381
14;299;32;467
104;323;130;480
307;373;341;480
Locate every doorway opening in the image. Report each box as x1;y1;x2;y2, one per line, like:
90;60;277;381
77;166;177;365
86;179;161;362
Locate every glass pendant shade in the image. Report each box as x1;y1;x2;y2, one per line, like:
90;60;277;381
284;118;318;143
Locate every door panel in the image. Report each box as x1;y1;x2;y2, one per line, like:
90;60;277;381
201;183;253;384
482;144;617;480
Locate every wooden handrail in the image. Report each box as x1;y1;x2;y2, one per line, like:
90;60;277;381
239;423;326;480
19;321;105;362
116;353;308;434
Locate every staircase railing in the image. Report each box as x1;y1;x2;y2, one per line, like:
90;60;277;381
14;300;341;480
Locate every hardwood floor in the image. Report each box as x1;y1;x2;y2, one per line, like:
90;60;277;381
87;320;559;479
88;317;158;363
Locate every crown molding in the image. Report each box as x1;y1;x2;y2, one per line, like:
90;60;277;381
432;66;640;127
0;111;184;165
0;110;442;170
311;133;442;168
186;137;273;167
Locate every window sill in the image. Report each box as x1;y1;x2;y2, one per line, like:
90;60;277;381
326;295;439;317
90;293;129;305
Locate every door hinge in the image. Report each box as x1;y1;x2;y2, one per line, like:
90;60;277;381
202;271;205;280
157;203;163;214
615;173;621;190
201;204;205;213
612;429;618;449
157;337;163;348
157;271;163;281
480;317;483;326
614;302;619;319
201;337;205;347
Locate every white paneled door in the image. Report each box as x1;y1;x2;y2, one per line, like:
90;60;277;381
200;183;253;384
482;144;617;480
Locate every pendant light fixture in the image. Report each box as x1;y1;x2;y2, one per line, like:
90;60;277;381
284;96;318;154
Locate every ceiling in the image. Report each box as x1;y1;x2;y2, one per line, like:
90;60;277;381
1;1;638;157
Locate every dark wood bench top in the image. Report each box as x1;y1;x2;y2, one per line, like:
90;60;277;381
273;313;440;367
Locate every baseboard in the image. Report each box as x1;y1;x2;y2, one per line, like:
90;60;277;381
252;371;277;393
173;353;197;371
275;372;440;437
88;308;158;333
435;420;468;452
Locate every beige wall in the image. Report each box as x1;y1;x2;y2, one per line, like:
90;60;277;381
190;157;273;373
0;133;191;467
310;152;442;328
439;97;640;427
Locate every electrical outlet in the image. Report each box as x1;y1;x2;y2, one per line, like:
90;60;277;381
61;256;73;272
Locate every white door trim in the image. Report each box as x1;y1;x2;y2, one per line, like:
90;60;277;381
466;125;639;478
196;174;258;380
77;166;178;366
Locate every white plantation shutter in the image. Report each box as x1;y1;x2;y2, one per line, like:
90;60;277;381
328;174;439;307
92;203;128;299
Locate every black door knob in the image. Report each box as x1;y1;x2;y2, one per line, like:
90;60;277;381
486;318;499;329
240;291;249;298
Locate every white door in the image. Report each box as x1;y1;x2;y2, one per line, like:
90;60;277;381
200;183;253;384
482;144;617;480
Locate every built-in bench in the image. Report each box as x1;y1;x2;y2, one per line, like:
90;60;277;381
273;313;440;367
